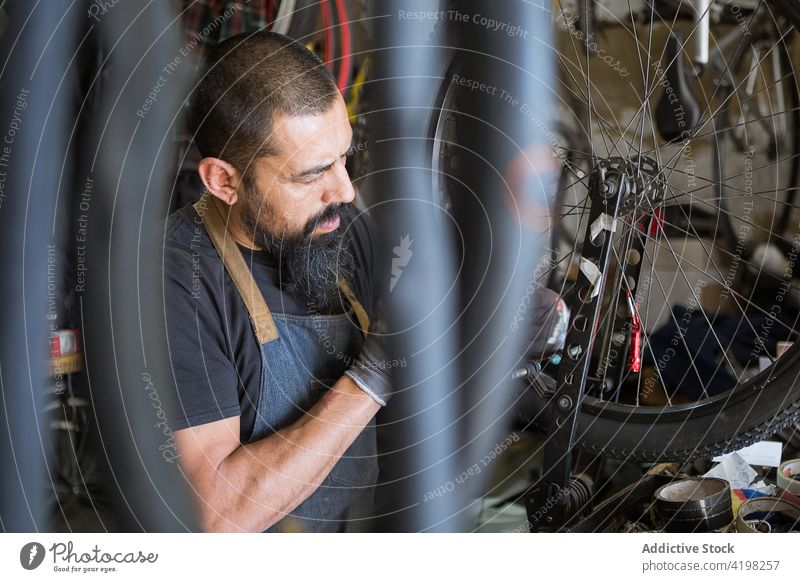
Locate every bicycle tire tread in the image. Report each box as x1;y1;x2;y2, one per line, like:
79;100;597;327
576;397;800;462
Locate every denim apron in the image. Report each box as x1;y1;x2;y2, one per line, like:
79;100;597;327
194;194;378;532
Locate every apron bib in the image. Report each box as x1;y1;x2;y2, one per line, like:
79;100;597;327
194;194;378;532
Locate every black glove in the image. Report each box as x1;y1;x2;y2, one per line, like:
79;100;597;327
344;302;393;406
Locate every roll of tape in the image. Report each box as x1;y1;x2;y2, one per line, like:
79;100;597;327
735;496;800;533
777;459;800;496
653;477;733;533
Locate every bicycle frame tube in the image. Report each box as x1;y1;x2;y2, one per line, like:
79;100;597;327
694;0;712;65
0;0;77;532
529;162;630;531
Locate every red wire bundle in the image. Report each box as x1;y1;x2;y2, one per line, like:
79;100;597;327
321;0;351;93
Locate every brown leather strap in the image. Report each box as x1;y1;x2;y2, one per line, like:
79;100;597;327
193;194;279;344
339;278;370;339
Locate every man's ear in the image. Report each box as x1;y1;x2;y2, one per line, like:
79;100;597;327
197;157;241;205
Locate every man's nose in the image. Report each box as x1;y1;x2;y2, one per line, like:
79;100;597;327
322;158;355;205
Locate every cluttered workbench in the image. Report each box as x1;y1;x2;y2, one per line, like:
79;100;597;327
569;446;800;533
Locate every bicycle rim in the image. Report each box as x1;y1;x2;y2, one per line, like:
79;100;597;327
547;0;800;460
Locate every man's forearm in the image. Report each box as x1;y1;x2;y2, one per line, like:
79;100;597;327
201;376;380;532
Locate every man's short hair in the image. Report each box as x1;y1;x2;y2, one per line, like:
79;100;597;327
189;31;339;172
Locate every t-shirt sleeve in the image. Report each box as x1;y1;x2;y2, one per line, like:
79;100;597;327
347;207;390;317
163;247;241;431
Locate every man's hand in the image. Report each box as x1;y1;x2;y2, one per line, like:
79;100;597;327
525;288;569;360
344;300;394;406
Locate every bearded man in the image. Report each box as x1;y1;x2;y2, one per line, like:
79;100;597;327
164;31;391;533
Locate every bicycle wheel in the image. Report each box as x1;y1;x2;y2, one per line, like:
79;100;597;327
546;0;800;461
433;1;800;462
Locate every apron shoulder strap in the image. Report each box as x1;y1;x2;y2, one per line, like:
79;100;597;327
338;278;370;339
193;194;279;345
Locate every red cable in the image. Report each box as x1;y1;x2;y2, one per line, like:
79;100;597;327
625;291;642;374
321;0;333;67
649;207;664;236
334;0;351;93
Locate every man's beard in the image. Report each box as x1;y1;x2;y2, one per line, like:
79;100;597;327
239;184;355;311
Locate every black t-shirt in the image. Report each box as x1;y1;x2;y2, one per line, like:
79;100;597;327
163;202;379;443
